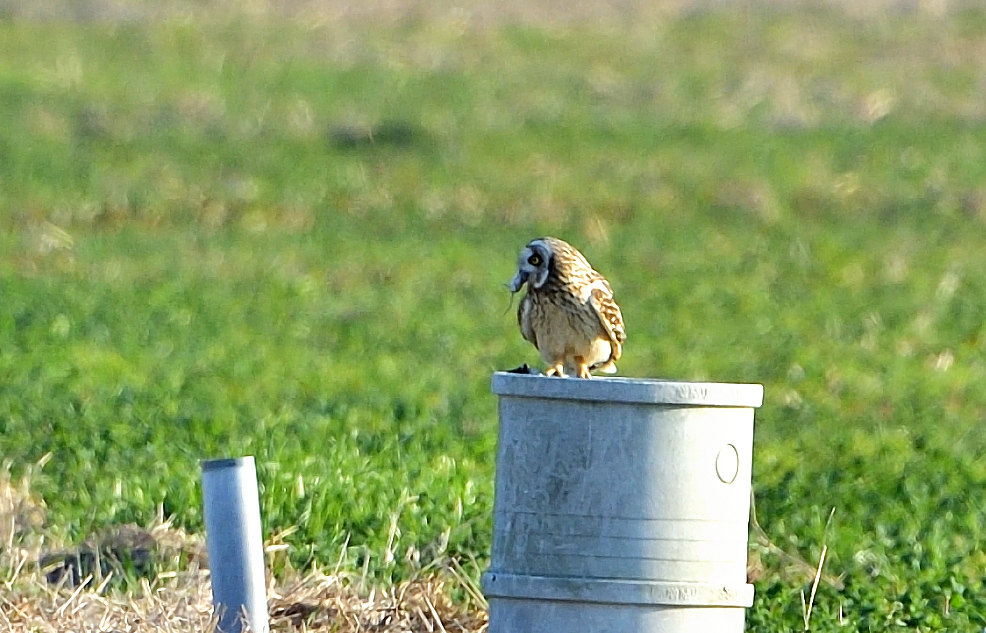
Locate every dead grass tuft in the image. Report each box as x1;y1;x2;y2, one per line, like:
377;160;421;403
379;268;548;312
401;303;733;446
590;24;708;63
267;566;488;632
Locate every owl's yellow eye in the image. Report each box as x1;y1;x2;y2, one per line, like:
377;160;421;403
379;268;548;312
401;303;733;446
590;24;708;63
528;254;542;266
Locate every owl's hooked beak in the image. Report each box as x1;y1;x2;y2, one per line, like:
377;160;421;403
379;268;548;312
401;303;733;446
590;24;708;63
508;270;528;293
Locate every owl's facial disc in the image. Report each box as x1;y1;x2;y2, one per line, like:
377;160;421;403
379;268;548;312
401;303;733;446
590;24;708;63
509;241;552;292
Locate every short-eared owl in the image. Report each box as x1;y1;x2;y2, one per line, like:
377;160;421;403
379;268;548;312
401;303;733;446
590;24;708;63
509;237;626;378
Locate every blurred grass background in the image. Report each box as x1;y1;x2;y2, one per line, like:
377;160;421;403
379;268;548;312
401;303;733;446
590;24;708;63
3;1;986;629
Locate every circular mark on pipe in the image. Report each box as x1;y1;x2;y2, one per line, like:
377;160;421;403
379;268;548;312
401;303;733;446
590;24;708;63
716;444;740;484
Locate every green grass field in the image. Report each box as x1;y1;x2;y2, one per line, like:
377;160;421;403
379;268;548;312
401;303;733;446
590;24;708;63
3;4;986;630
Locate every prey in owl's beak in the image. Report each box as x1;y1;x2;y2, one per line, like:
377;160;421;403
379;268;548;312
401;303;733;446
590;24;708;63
508;269;528;294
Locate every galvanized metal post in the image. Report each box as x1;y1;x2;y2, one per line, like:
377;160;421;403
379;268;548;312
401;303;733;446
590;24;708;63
201;457;270;633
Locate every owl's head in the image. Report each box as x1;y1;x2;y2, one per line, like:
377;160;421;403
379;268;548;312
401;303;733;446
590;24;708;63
509;238;557;292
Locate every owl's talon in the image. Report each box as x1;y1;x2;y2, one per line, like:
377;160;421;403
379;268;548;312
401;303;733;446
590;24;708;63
547;364;566;377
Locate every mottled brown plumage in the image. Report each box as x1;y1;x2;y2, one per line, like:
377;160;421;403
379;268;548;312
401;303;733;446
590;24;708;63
509;237;626;378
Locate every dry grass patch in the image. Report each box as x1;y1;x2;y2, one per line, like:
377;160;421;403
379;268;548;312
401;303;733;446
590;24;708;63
2;566;488;632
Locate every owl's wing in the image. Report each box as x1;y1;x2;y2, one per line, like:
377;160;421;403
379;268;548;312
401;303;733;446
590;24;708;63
587;278;626;359
517;293;539;349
